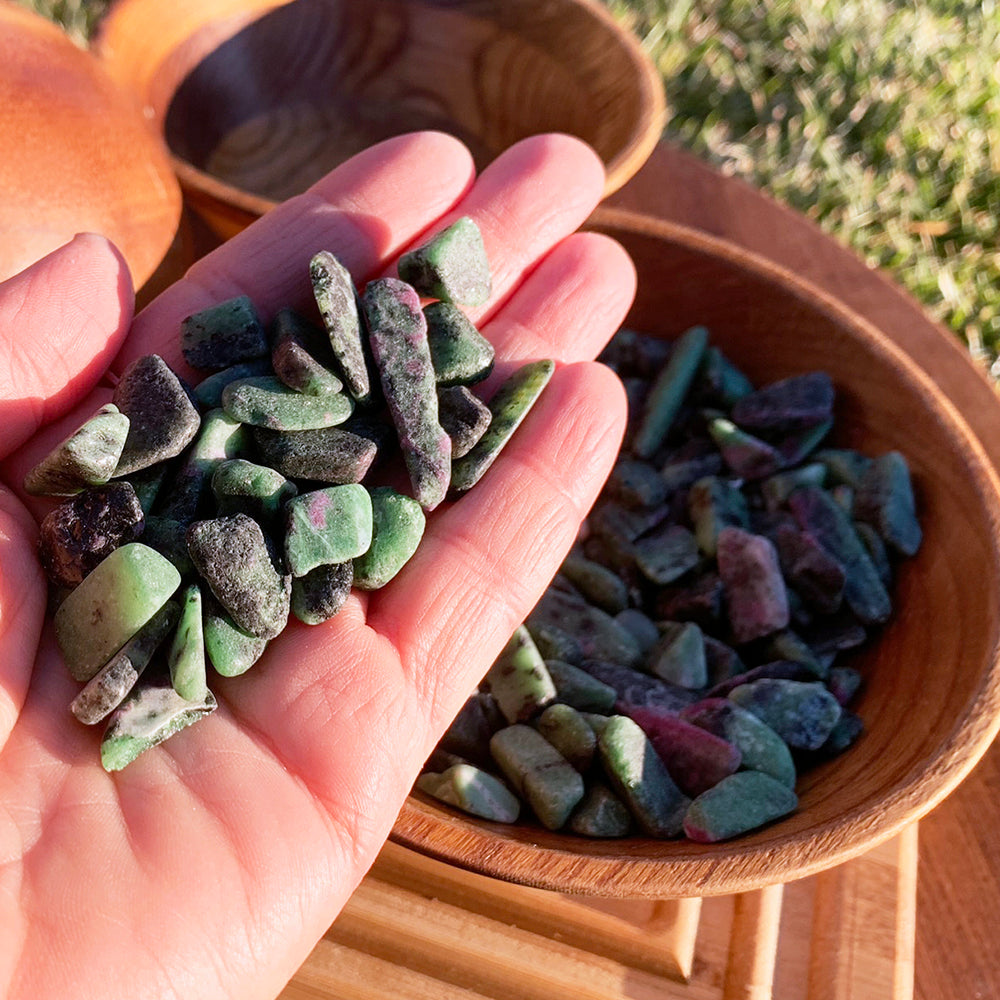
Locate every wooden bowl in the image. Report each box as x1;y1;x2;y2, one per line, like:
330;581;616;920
0;4;181;287
94;0;665;241
392;207;1000;898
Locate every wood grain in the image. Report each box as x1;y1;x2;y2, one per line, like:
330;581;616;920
94;0;665;240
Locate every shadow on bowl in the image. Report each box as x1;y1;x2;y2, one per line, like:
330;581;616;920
95;0;665;240
392;206;1000;898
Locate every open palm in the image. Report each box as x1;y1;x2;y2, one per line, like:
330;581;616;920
0;133;634;1000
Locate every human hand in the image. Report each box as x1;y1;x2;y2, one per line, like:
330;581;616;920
0;132;635;1000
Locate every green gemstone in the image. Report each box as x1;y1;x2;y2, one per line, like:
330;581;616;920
424;301;495;385
203;596;269;677
212;458;298;527
352;487;425;590
54;543;182;682
284;484;373;577
168;584;208;701
397;216;492;307
222;375;353;430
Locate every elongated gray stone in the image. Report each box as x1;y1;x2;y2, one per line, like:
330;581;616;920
731;371;834;433
270;307;344;395
222;375;352;430
451;360;554;492
167;583;208;702
24;403;129;496
424;301;495;385
101;680;217;772
203;595;269;677
353;487;425;589
112;354;202;476
291;560;354;625
398;216;492;307
252;425;377;484
708;417;783;480
181;294;268;371
717;526;790;643
490;724;585;830
187;514;290;639
688;476;749;557
417;764;520;823
633;325;709;459
54;542;181;681
38;481;145;588
486;625;557;724
211;458;297;528
365;278;451;509
598;715;691;837
545;658;617;713
437;385;491;459
683;771;798;843
284;484;373;577
310;250;370;403
70;601;178;725
854;451;922;557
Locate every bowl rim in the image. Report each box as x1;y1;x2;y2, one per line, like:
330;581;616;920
391;206;1000;898
94;0;665;218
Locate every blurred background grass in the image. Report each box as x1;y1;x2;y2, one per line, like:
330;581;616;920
20;0;1000;372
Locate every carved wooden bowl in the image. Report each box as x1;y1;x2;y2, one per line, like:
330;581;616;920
94;0;664;241
393;207;1000;898
0;4;181;287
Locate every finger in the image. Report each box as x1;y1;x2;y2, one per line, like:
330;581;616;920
117;131;477;378
0;486;46;752
0;233;133;459
479;230;636;363
221;361;626;796
385;133;607;326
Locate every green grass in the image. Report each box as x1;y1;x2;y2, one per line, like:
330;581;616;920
21;0;1000;372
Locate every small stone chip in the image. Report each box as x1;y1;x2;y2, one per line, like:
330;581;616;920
624;704;742;798
365;277;452;509
688;476;750;558
731;371;834;434
252;425;378;484
38;481;145;588
681;697;797;787
193;358;273;409
181;294;268;371
486;625;557;724
598;715;691;837
310;250;370;403
417;764;520;823
632;325;709;459
648;621;707;689
634;524;701;586
112;354;202;476
211;458;298;528
437;385;491;459
54;542;182;682
70;601;179;725
291;560;354;625
854;451;922;557
579;658;698;714
167;584;208;702
222;375;353;430
729;678;842;751
544;659;617;714
568;782;633;838
559;554;630;615
353;487;425;589
489;724;585;830
397;216;492;307
683;771;798;843
716;526;790;644
708;417;783;480
24;403;129;496
424;301;495;384
284;484;373;577
203;595;269;677
270;307;344;396
101;680;217;772
536;703;597;772
187;514;290;639
451;360;554;492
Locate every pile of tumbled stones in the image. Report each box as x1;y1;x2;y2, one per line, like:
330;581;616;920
28;217;554;772
419;325;922;843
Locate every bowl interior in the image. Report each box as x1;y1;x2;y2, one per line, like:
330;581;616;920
392;208;1000;898
98;0;663;232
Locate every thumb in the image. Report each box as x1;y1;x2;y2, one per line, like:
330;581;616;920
0;233;134;460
